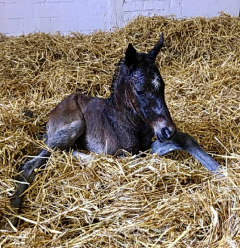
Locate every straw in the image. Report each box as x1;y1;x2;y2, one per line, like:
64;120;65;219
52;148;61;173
0;14;239;247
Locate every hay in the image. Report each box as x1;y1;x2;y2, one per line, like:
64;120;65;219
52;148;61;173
0;14;240;247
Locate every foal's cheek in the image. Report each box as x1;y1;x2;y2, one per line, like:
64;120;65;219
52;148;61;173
147;98;162;118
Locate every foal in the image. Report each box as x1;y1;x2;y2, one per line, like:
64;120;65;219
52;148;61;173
7;33;221;228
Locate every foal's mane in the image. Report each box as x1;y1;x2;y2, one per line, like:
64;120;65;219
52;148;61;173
109;58;125;94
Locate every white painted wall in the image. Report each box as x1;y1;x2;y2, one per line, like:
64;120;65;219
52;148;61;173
0;0;239;36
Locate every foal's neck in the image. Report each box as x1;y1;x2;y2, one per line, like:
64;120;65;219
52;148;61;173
106;69;140;125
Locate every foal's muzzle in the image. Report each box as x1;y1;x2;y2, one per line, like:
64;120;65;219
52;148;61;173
156;126;176;142
162;127;175;139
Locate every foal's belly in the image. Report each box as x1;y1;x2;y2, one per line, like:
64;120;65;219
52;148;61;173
77;123;122;155
79;119;133;155
81;130;139;155
84;135;114;154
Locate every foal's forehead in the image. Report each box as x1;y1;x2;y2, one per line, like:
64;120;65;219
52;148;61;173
131;67;161;89
137;53;158;70
131;53;162;89
132;54;160;77
137;53;153;63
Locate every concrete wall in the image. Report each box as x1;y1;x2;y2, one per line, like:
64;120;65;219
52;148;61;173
0;0;239;36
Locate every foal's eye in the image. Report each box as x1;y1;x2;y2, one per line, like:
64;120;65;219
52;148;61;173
136;90;145;95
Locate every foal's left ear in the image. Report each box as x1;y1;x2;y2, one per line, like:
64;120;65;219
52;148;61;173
148;32;164;61
125;43;137;67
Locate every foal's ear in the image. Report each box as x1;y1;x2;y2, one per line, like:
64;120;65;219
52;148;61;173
148;32;164;61
125;43;137;67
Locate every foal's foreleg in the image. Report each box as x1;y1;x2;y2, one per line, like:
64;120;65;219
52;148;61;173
151;131;222;173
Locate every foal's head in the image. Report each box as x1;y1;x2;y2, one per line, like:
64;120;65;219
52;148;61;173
122;33;176;142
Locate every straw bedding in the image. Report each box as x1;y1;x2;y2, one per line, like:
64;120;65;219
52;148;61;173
0;14;239;247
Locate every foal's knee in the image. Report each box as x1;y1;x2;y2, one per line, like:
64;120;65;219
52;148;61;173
47;120;85;150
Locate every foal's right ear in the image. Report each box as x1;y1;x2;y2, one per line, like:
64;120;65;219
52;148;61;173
125;43;137;67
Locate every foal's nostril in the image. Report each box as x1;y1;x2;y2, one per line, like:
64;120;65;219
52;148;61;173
161;127;173;140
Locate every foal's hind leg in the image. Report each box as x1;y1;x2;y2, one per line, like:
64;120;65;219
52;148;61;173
6;94;86;229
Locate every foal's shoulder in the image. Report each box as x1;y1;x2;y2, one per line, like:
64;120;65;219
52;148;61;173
73;93;106;112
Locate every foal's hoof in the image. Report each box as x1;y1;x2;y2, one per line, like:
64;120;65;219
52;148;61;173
73;150;94;162
212;169;227;180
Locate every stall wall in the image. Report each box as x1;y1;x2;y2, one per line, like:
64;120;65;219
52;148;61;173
0;0;239;36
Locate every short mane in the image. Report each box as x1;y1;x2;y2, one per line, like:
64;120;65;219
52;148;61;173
109;58;125;94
